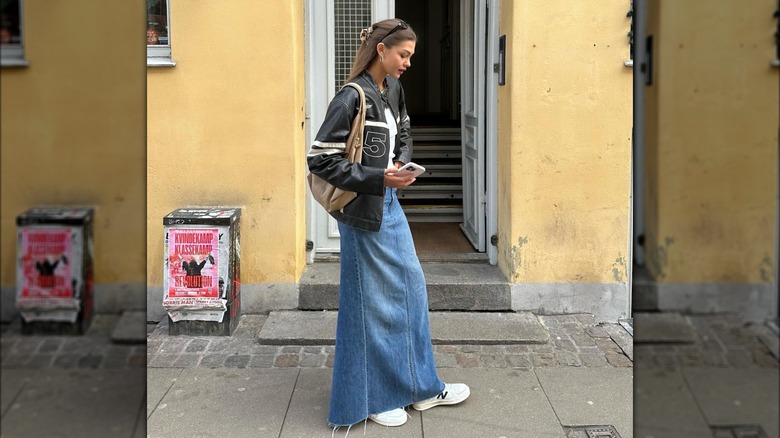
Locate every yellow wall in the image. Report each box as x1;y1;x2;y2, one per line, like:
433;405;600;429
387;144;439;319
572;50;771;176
644;0;778;283
0;0;146;287
146;0;306;288
498;0;633;284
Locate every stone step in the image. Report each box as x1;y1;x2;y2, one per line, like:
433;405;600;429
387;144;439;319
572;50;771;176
257;310;549;345
110;310;147;344
298;262;511;311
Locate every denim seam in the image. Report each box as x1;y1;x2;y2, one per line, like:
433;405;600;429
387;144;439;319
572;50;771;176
395;193;418;401
350;227;369;420
405;267;417;401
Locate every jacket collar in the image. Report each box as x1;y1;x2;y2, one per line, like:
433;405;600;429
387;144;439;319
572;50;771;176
358;70;389;99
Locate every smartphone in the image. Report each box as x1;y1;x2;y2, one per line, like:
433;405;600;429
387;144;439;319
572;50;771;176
394;162;426;178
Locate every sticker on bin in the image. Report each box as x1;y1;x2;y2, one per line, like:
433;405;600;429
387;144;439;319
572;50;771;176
17;227;81;313
163;227;228;319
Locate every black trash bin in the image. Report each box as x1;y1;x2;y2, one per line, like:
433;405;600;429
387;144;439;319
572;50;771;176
162;208;241;336
15;207;95;335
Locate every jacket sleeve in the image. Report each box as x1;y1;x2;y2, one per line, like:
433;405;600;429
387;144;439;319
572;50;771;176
307;87;386;196
395;83;413;164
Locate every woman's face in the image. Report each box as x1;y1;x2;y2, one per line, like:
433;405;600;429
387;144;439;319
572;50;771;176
380;39;416;79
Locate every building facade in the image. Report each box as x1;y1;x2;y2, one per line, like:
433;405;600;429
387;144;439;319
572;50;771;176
1;0;775;325
1;0;146;322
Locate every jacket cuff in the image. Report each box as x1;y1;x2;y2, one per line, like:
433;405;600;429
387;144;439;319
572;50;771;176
363;166;387;196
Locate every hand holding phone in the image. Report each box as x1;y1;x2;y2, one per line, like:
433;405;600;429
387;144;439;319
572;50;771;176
393;162;426;178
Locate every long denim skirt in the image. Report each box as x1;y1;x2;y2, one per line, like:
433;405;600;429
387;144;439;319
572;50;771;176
328;188;445;427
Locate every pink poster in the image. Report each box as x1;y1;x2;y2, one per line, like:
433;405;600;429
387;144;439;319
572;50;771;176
167;228;219;298
20;228;73;300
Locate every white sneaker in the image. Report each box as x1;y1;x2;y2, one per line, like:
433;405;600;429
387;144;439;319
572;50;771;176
412;383;470;411
368;408;408;427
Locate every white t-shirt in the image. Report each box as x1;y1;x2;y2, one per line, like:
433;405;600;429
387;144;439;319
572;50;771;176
385;106;397;169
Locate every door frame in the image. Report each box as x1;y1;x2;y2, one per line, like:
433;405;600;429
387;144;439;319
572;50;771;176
304;0;395;262
304;0;497;264
485;0;499;265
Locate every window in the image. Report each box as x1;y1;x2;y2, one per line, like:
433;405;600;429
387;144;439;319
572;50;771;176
147;0;175;67
334;0;371;92
1;0;27;67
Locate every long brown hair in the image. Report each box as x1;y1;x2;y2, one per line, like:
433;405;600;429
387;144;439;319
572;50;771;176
345;19;417;84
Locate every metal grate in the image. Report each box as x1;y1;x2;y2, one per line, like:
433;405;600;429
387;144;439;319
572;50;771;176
334;0;372;92
564;425;622;438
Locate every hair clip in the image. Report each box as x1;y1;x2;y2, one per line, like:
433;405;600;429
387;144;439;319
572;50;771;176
359;27;373;43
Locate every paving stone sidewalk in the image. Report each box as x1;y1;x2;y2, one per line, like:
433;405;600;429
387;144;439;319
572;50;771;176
1;314;146;369
146;313;635;370
633;313;779;369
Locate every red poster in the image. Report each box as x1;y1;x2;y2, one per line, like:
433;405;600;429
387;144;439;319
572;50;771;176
167;228;219;298
20;228;73;299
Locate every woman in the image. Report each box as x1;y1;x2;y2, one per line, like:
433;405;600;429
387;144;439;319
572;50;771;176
307;19;470;429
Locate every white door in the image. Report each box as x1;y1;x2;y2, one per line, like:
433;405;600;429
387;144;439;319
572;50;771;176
305;0;393;260
459;0;487;251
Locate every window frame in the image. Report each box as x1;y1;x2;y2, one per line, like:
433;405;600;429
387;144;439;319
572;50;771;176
1;0;28;68
146;0;175;67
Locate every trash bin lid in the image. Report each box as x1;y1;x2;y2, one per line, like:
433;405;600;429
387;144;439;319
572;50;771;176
16;207;94;226
163;208;241;226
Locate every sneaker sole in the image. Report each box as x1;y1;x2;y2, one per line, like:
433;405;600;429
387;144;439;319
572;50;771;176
411;387;471;411
367;415;407;427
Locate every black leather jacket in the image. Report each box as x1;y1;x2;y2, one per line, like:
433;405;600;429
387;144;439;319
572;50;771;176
307;71;412;231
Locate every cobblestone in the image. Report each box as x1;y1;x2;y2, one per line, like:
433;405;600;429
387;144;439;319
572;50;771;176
579;353;609;367
605;353;633;367
149;354;179;368
274;354;300;367
504;345;530;354
479;355;508;368
199;354;228;368
454;354;480;368
77;354;104;368
480;345;505;355
205;339;231;353
553;339;577;353
3;312;644;371
752;351;779;368
633;314;779;370
531;353;556;367
300;352;327;368
103;348;132;368
249;354;276;368
458;345;481;353
224;354;251;368
434;351;458;368
570;333;597;348
585;325;611;338
53;354;80;368
555;351;582;367
159;338;189;355
505;354;532;368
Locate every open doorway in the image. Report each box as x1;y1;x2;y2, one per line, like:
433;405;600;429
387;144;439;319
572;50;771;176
395;0;478;257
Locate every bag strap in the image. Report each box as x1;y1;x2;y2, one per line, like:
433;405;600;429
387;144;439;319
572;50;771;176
342;83;366;163
343;82;366;120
